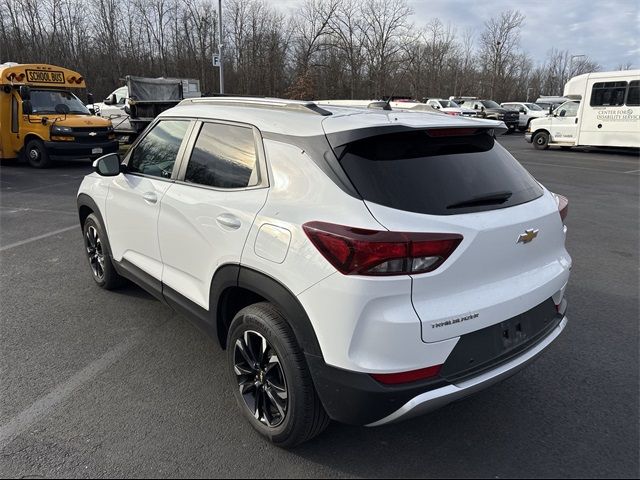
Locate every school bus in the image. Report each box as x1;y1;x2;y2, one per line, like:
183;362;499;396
0;63;118;167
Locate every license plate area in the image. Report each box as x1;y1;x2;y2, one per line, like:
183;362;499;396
92;147;103;154
440;299;561;382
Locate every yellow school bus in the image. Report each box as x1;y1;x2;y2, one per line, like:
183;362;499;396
0;63;118;167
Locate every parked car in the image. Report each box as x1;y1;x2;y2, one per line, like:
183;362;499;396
534;96;571;113
501;102;548;131
457;99;520;132
425;98;477;117
78;97;571;447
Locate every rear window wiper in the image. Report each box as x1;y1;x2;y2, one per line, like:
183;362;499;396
446;191;513;209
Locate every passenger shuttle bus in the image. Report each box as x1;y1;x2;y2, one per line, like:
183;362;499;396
526;70;640;150
0;63;117;167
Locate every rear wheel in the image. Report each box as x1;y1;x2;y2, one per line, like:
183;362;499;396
227;303;329;447
82;214;125;289
533;131;550;150
25;139;51;168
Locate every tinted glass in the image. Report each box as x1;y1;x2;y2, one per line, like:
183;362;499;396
626;80;639;106
128;120;189;178
525;103;542;110
590;81;627;106
337;130;543;215
557;101;579;117
185;123;258;189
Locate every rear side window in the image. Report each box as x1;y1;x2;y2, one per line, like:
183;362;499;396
626;80;639;106
590;81;627;107
336;130;543;216
184;122;258;189
128;120;190;178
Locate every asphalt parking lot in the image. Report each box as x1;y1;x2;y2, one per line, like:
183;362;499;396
0;134;638;478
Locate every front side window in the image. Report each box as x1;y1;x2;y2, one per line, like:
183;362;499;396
11;95;19;132
556;101;579;117
115;87;128;104
128;120;190;178
184;123;259;189
590;81;627;107
525;103;542;111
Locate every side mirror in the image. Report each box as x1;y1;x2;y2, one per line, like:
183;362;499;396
519;107;525;113
549;106;554;115
104;94;117;105
87;93;94;105
19;85;31;100
473;104;479;110
93;153;123;176
559;110;566;117
22;100;33;115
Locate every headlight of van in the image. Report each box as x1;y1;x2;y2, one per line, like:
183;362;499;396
51;125;73;135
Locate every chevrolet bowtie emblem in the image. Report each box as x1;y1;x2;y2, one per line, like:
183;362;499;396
89;131;97;136
517;228;539;244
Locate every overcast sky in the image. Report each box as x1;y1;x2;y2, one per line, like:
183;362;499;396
276;0;639;70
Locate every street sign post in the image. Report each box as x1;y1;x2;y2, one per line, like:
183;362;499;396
212;54;220;67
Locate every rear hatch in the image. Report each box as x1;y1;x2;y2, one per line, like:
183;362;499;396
325;123;571;342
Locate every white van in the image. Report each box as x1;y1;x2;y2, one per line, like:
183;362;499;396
526;70;640;149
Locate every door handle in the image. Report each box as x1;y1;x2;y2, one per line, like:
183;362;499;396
216;213;241;230
142;191;158;204
575;118;578;124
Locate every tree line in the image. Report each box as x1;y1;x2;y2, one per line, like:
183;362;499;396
0;0;605;102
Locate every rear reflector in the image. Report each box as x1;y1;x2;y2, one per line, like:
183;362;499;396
303;221;462;276
371;365;442;385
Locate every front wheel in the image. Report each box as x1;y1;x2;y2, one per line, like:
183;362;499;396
533;131;550;150
82;214;125;289
227;303;329;447
24;139;51;168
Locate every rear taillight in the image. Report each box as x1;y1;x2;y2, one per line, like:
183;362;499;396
302;221;462;276
370;365;442;385
553;193;569;222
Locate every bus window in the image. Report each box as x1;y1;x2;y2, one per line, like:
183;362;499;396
11;95;19;133
590;81;627;107
626;80;639;107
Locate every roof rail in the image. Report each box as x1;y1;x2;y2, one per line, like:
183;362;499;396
178;96;332;116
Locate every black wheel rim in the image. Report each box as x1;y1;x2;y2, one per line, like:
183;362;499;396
233;330;288;428
85;225;105;280
536;135;546;145
28;147;41;162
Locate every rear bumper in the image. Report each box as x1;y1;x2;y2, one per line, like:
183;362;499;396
307;302;567;426
368;316;567;426
44;140;118;161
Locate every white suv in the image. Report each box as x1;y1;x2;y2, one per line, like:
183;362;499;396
77;97;571;447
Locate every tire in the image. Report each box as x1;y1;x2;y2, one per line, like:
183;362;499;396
24;138;51;168
82;213;125;289
227;302;329;447
533;131;550;150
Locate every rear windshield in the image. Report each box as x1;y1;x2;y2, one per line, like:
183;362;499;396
336;129;543;215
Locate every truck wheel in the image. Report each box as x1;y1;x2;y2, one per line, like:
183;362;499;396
533;132;550;150
227;302;329;448
25;139;51;168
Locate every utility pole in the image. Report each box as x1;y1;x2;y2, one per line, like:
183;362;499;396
218;0;224;94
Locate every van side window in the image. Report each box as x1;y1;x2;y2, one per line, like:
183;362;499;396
128;120;190;179
590;81;627;107
626;80;639;107
184;123;259;189
11;95;19;133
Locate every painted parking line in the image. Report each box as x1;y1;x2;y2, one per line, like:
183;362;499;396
0;225;78;252
0;336;140;448
520;161;637;175
623;169;640;174
0;206;77;216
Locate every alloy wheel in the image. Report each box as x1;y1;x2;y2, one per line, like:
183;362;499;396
233;330;288;428
85;225;105;280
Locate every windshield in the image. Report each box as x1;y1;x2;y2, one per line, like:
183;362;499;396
29;90;90;115
438;100;460;108
481;100;501;109
524;103;542;111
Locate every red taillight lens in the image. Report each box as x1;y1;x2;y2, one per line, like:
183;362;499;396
302;221;462;276
553;193;569;222
371;365;442;385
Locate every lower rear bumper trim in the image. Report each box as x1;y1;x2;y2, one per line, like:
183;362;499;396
366;316;568;427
